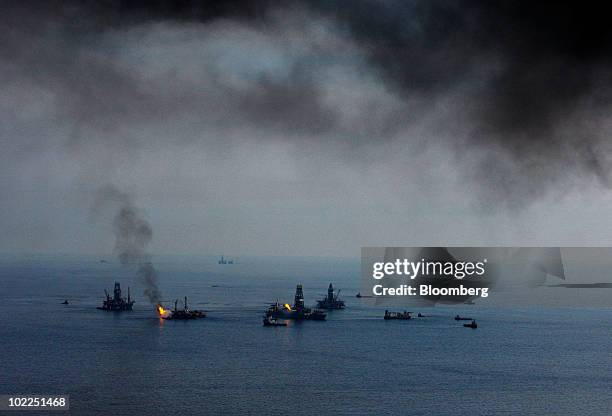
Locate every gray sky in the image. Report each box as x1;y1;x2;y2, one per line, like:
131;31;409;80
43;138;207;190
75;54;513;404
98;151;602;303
2;1;612;257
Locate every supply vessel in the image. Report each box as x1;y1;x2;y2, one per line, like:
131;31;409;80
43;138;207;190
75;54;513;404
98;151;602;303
384;310;412;320
158;297;206;320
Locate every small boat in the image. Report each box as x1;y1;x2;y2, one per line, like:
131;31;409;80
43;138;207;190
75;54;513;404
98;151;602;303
417;313;426;317
356;292;362;298
61;300;69;305
384;310;412;320
463;320;478;329
263;316;287;327
454;315;473;321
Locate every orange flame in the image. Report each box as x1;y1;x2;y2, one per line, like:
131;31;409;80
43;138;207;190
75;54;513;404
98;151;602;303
284;303;292;311
157;304;171;318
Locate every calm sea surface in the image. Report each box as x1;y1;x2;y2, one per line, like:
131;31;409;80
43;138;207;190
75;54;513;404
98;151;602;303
1;254;611;415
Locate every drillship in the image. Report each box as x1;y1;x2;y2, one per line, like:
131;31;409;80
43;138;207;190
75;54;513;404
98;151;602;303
97;282;135;311
316;283;345;310
266;284;326;321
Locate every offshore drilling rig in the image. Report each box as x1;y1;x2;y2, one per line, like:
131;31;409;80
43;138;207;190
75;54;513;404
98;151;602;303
265;284;326;321
97;282;135;311
316;283;345;310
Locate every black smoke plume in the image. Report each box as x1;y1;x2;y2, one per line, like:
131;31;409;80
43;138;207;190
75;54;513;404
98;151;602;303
5;1;612;209
93;185;161;304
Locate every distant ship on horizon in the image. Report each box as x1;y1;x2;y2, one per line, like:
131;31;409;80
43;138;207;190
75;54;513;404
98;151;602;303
218;255;234;265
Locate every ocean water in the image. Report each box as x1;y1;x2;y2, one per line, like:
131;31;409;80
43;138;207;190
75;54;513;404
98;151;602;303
1;254;611;415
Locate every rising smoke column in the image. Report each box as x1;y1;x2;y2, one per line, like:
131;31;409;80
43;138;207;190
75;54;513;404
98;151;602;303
93;185;162;304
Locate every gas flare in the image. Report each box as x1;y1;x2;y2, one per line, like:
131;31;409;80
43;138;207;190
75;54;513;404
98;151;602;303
157;304;171;319
284;303;292;311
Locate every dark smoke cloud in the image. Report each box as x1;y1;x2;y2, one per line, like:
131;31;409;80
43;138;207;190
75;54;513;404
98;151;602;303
316;0;612;207
3;0;612;209
92;185;161;304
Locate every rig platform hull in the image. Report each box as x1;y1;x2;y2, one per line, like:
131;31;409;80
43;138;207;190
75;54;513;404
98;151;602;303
98;282;134;311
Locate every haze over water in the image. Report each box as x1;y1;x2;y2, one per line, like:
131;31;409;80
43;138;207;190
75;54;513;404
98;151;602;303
2;254;611;415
